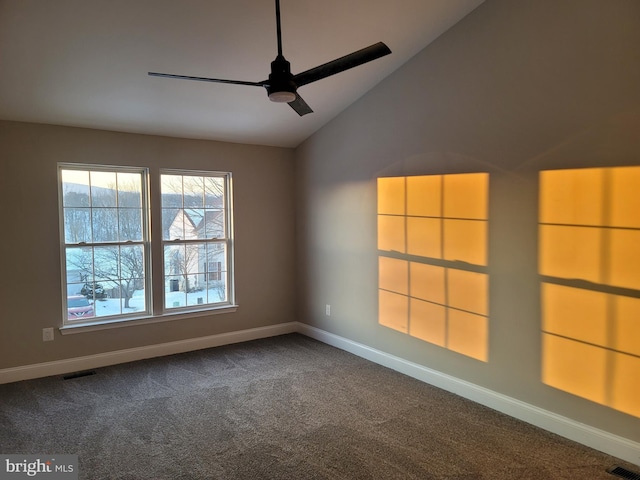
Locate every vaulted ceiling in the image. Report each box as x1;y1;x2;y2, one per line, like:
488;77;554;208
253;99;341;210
0;0;483;147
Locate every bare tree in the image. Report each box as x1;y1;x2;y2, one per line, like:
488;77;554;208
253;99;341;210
66;245;143;309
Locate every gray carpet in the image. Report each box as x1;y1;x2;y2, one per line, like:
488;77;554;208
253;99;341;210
0;334;633;479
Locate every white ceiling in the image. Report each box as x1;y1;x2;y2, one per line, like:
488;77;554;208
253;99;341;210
0;0;483;148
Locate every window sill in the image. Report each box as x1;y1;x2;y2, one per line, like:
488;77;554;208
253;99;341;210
59;305;239;335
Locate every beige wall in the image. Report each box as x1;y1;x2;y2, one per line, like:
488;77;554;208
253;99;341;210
0;121;296;368
295;0;640;445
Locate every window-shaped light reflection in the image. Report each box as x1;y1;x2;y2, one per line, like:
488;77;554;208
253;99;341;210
377;176;406;215
443;219;487;266
377;173;489;362
409;299;446;346
407;217;441;258
542;333;608;406
540;166;640;418
542;283;608;347
610;167;640;228
410;263;445;304
448;309;488;362
448;269;488;316
609;229;640;290
379;257;408;295
539;225;601;283
378;215;406;253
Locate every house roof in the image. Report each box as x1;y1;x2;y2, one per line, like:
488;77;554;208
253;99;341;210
162;208;223;239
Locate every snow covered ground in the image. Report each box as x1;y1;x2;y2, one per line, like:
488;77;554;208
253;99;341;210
90;287;226;317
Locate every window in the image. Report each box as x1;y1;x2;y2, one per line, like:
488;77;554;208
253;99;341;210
60;165;150;323
161;170;233;311
59;165;235;328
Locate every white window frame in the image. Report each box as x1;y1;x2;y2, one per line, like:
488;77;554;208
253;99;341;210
57;165;236;333
160;169;235;314
58;164;152;326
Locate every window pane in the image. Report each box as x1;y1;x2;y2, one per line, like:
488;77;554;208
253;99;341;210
92;208;119;242
187;289;206;307
165;275;187;309
186;208;204;236
64;208;91;243
66;246;92;298
161;175;183;207
119;245;145;304
119;208;142;241
126;283;146;313
90;171;117;207
94;245;120;281
183;176;205;207
117;172;142;208
66;294;95;322
205;177;224;208
164;243;198;282
102;280;145;317
61;170;90;207
202;209;224;239
205;243;227;303
164;209;202;241
66;246;93;283
165;244;181;276
163;208;180;240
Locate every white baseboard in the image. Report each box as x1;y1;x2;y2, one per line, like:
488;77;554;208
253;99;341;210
0;322;298;385
296;323;640;467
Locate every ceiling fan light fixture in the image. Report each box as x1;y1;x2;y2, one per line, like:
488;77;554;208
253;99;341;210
268;91;296;103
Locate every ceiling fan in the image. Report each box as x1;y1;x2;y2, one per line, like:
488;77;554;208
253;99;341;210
148;0;391;116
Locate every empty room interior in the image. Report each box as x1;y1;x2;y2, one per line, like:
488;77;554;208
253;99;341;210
1;0;639;478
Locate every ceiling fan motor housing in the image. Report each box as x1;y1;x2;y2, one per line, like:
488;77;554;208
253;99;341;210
267;56;297;102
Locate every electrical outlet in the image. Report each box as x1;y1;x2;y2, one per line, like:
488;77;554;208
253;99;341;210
42;327;54;342
325;304;331;316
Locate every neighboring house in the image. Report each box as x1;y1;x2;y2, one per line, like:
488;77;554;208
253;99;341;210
163;208;225;293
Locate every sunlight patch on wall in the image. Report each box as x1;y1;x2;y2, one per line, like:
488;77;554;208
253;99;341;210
539;166;640;418
377;173;489;362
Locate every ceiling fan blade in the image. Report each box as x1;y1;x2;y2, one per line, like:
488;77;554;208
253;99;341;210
293;42;391;87
288;94;313;116
148;72;265;87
